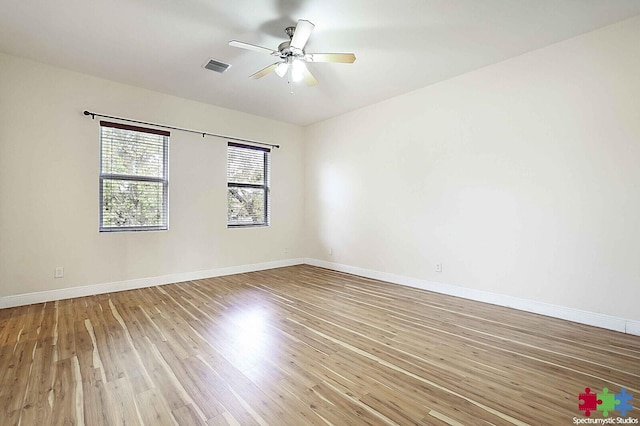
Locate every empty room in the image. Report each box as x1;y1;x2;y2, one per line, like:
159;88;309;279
1;1;639;425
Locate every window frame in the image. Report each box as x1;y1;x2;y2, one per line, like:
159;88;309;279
99;121;169;232
227;142;270;228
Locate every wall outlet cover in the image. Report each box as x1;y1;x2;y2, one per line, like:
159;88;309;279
54;267;64;278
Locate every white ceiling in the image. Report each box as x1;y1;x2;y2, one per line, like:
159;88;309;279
1;0;639;126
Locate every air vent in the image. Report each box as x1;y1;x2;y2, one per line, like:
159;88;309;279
204;59;231;73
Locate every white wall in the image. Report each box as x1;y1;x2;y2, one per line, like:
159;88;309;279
0;53;305;299
305;16;640;322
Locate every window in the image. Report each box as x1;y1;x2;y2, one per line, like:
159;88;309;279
99;121;169;232
227;142;270;227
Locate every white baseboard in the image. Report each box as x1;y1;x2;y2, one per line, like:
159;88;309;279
304;258;640;337
3;257;638;337
0;258;304;309
626;320;640;336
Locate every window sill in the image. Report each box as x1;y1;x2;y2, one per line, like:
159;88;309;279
227;223;269;229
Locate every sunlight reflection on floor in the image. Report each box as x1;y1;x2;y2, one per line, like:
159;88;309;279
224;306;274;373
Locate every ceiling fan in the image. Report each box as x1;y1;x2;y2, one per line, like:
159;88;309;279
229;19;356;87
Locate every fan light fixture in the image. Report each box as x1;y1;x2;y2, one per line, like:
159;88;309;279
273;58;306;82
291;59;305;82
275;62;288;77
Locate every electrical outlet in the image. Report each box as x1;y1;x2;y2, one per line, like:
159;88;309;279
329;248;333;256
54;267;64;278
435;263;442;272
284;247;289;254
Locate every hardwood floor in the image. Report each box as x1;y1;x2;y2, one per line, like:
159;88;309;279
0;265;638;425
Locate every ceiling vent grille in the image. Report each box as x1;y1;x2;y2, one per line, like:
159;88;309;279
204;59;231;73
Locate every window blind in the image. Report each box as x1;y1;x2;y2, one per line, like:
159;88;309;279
227;142;270;227
99;121;169;231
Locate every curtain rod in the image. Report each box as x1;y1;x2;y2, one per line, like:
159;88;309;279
83;110;280;149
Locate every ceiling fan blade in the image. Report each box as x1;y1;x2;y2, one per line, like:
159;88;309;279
249;63;279;79
309;53;356;63
302;66;318;86
290;20;315;50
229;40;277;56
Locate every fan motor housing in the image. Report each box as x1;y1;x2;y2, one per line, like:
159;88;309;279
278;41;291;55
278;41;304;59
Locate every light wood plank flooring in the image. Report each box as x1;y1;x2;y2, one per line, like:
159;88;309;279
1;265;639;425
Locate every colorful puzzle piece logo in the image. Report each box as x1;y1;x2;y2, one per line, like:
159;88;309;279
597;388;617;417
579;388;601;417
616;388;633;417
578;386;634;418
